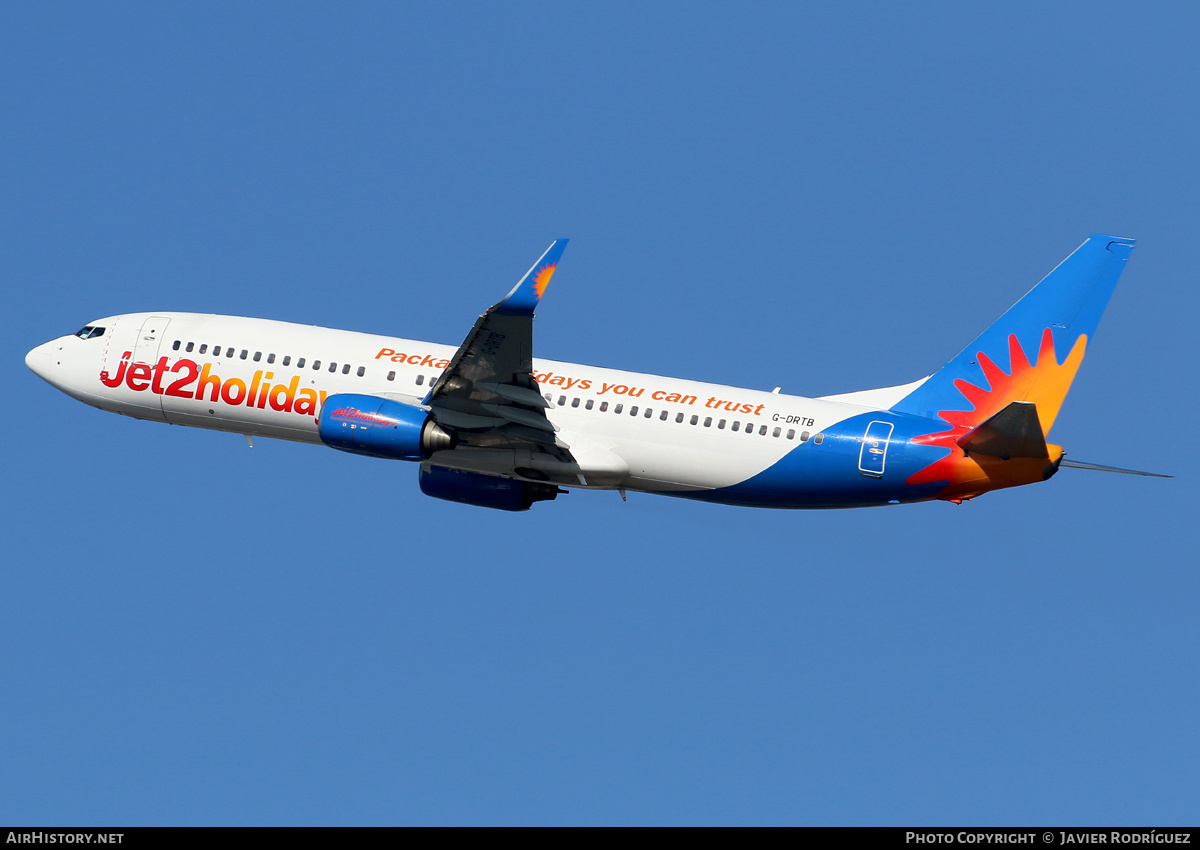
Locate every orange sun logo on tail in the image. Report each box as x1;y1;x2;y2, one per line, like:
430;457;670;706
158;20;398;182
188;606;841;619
908;328;1087;495
532;263;556;301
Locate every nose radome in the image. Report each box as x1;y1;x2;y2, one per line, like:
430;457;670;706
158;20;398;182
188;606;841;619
25;340;55;382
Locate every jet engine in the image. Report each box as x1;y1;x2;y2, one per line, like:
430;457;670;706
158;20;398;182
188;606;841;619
419;465;562;511
318;393;454;460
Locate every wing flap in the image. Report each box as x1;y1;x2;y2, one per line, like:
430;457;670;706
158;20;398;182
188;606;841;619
482;402;558;432
477;381;549;408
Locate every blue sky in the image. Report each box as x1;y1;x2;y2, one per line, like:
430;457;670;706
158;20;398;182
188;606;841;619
3;2;1197;825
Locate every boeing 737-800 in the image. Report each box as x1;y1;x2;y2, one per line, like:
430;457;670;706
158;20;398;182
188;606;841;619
24;235;1166;511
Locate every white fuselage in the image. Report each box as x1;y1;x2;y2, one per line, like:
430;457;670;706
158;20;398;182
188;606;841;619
27;311;894;496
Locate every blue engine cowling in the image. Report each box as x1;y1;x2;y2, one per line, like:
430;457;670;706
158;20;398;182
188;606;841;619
419;465;562;511
319;393;454;460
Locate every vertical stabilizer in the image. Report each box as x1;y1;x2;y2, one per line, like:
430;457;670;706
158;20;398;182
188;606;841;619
891;234;1134;436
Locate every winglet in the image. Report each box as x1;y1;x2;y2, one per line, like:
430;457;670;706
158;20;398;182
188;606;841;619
492;239;569;317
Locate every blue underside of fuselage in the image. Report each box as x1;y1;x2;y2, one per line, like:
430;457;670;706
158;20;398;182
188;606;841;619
664;411;953;509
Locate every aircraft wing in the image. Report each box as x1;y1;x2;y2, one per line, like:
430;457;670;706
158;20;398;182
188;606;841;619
425;240;569;450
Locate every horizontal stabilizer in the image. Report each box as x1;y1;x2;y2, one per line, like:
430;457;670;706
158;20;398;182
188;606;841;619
1060;459;1172;478
958;400;1048;459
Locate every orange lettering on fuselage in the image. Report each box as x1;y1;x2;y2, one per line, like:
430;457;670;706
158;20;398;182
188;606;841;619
374;347;449;368
703;397;765;415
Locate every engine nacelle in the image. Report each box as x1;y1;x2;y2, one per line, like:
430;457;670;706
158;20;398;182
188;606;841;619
419;465;562;511
319;393;454;460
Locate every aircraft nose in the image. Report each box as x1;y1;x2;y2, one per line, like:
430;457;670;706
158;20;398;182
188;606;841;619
25;340;58;382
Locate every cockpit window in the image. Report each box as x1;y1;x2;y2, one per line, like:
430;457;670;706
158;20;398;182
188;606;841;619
75;326;105;340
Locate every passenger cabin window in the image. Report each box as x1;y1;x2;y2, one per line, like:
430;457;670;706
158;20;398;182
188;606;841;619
644;408;652;418
416;375;424;386
357;366;365;377
186;342;194;352
732;421;740;431
387;371;396;381
659;410;668;421
690;415;698;425
814;433;824;445
630;406;639;416
614;404;623;414
329;362;337;373
253;351;261;362
282;355;290;366
787;429;795;440
600;402;609;412
718;419;726;429
800;431;810;442
199;344;208;354
312;360;321;370
297;357;305;368
171;340;181;350
571;398;580;408
772;427;781;438
240;350;248;360
759;425;768;435
267;353;275;364
676;412;684;423
585;399;594;410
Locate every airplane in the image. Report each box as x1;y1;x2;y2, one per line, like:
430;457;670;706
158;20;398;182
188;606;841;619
25;234;1168;511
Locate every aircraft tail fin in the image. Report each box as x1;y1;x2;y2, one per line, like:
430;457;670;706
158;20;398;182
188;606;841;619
890;234;1135;437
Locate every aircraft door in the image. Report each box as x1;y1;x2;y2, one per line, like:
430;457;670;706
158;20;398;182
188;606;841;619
135;316;171;364
858;420;894;478
134;316;171;417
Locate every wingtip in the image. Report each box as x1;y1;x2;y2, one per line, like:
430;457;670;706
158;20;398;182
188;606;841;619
492;239;570;317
